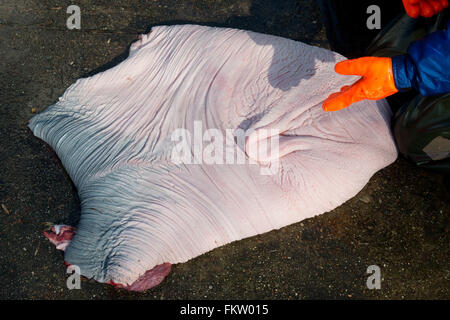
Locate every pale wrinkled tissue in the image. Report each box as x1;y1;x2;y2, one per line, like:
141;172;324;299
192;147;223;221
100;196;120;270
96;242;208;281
29;25;397;287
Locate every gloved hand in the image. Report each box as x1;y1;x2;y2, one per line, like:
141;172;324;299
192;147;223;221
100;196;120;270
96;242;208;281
402;0;448;18
322;57;399;112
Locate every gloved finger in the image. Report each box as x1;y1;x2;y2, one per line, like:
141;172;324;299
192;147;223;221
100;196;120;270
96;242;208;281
442;0;449;9
403;0;420;18
334;57;373;76
322;82;366;112
419;0;435;17
426;0;444;13
322;85;351;103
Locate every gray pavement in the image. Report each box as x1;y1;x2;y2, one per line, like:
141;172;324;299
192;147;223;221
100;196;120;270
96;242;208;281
0;0;448;299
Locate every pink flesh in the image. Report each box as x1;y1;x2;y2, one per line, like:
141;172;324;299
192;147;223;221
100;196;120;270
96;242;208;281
43;225;76;251
43;226;171;292
106;263;172;292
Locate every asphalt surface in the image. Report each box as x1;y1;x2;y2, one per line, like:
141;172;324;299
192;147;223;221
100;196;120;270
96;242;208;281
0;0;449;299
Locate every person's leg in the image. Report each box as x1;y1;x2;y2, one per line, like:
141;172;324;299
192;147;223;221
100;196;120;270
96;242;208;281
394;94;450;173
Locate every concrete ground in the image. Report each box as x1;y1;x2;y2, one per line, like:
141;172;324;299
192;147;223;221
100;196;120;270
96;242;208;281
0;0;448;300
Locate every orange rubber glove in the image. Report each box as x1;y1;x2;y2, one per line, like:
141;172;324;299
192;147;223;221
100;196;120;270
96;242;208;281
402;0;448;18
322;57;399;112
